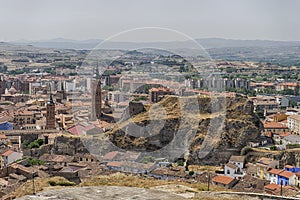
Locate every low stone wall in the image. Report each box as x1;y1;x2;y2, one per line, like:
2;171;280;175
23;144;54;157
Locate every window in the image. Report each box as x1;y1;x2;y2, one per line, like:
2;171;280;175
227;170;230;174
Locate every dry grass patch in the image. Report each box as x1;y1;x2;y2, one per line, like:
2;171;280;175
12;176;76;198
79;172;226;192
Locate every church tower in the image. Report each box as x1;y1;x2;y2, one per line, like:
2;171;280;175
91;65;102;121
46;93;56;129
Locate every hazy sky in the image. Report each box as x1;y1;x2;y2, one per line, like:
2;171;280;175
1;0;300;41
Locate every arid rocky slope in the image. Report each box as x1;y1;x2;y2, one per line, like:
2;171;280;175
107;94;262;165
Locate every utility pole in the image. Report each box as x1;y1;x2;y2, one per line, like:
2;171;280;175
280;180;283;196
207;171;210;191
32;171;35;195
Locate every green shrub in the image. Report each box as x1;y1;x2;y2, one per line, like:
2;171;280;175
28;158;45;166
177;160;184;166
27;139;44;149
189;171;195;176
57;181;76;186
48;180;75;187
48;180;57;186
269;145;277;150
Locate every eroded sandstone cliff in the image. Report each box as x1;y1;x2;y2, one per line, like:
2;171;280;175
107;94;262;165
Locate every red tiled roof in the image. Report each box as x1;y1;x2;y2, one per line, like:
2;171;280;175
263;121;288;129
284;165;294;169
212;175;235;185
279;171;295;178
107;161;122;167
257;157;273;166
268;168;283;175
280;132;291;137
284;185;298;191
103;151;119;160
278;82;299;87
288;115;300;121
265;183;280;191
149;87;172;92
67;124;95;135
2;149;14;157
67;124;85;135
0;134;7;139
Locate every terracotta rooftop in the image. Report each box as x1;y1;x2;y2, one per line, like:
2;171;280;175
278;82;299;87
16;111;35;116
263;121;288;129
107;161;122;167
265;183;280;191
103;151;119;160
257;157;272;165
149;87;172;92
268;168;283;175
1;149;15;157
212;175;235;185
67;123;96;135
279;132;291;137
288;115;300;121
0;134;7;139
284;165;294;169
279;171;295;178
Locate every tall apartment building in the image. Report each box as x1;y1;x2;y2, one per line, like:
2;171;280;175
149;87;174;103
287;115;300;134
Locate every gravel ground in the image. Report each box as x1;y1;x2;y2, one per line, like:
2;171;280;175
16;186;189;200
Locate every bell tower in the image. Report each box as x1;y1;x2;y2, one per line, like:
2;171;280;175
46;93;56;129
91;64;102;121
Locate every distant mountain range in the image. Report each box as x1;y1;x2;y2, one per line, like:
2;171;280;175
4;37;300;66
10;37;300;50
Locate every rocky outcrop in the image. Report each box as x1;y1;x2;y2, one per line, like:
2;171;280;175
107;94;262;165
247;149;300;168
48;94;262;165
52;136;89;155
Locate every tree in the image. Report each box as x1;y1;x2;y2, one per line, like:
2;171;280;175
289;101;298;107
270;145;277;150
255;109;265;119
189;171;195;176
27;139;44;149
177;160;184;166
102;85;114;91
